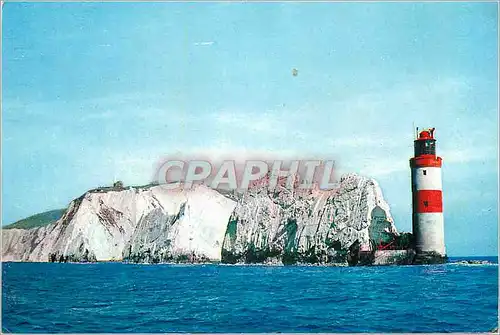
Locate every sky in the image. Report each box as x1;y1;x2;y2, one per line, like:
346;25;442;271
2;2;498;256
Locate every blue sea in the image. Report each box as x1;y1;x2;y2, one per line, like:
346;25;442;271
2;258;498;333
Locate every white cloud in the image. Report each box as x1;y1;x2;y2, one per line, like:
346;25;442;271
5;75;496;189
441;146;497;164
193;41;214;46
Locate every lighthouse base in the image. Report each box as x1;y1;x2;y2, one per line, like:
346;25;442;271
413;251;448;265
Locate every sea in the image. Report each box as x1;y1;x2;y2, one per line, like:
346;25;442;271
2;257;498;333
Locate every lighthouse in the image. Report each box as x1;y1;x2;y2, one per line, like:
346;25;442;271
410;127;447;264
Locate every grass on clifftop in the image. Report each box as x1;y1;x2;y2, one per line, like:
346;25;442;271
3;209;66;230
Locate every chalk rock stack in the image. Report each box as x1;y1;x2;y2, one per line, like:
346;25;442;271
2;174;398;265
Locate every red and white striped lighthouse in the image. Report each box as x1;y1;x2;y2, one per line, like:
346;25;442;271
410;127;446;263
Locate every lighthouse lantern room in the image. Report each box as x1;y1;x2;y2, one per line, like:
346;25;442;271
410;127;447;264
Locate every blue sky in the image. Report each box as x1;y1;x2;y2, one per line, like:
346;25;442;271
2;2;498;256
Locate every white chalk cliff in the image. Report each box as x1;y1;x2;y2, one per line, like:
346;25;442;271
2;173;399;265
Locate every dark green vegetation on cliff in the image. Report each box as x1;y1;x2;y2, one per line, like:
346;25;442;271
3;209;66;230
